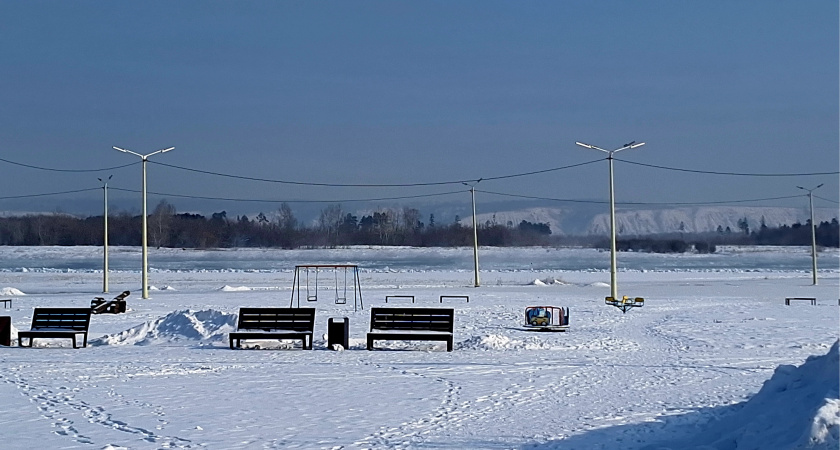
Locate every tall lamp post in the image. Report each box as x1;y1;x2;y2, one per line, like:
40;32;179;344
113;146;174;299
98;175;112;293
463;180;482;287
575;140;645;299
796;184;823;285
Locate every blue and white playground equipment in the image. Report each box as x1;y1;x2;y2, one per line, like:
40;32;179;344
523;306;569;332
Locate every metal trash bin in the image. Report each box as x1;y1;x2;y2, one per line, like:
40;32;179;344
0;316;10;346
327;317;349;350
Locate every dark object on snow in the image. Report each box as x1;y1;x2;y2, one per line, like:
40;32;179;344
367;307;454;352
91;290;130;314
18;308;91;348
229;307;316;350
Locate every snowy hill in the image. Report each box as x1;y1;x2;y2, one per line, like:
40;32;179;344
470;206;838;235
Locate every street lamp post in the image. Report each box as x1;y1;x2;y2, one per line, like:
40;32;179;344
797;184;823;285
98;175;112;293
113;146;174;299
575;140;645;299
463;180;482;287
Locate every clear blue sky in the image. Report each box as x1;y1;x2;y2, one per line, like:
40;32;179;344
0;1;837;217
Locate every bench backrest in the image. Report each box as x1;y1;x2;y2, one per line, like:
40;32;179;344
31;308;92;331
236;307;316;332
369;307;454;333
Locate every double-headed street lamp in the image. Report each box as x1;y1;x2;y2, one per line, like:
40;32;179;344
575;140;645;300
113;146;174;299
98;175;112;294
796;183;823;285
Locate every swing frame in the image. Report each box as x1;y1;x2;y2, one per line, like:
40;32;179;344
290;265;364;311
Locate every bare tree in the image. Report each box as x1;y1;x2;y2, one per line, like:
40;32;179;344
150;200;176;248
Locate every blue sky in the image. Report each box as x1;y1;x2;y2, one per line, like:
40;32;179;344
0;1;836;217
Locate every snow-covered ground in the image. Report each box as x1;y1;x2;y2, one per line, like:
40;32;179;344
0;246;837;449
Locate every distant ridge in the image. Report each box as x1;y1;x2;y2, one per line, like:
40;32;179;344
470;206;838;235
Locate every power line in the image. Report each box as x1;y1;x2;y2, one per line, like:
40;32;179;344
109;187;467;204
0;157;139;173
478;189;807;206
617;159;839;177
814;195;839;205
0;187;100;200
148;159;604;187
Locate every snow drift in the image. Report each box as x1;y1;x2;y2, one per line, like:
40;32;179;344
90;309;237;346
649;340;840;450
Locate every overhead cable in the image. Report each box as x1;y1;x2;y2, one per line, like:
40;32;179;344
617;159;839;177
148;159;604;187
0;157;139;173
0;187;101;200
109;187;466;203
478;189;806;206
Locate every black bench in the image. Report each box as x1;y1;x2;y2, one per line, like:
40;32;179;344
229;307;315;350
18;308;92;349
367;307;455;352
385;295;415;303
0;299;11;308
785;297;816;305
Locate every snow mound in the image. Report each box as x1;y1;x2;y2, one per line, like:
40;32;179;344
0;287;25;295
587;282;610;288
459;334;552;351
529;277;568;286
90;309;237;346
161;285;177;291
219;285;251;292
652;340;840;449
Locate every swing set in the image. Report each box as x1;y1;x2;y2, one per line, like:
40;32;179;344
289;265;364;311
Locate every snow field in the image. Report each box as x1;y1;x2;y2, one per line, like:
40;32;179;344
0;247;837;449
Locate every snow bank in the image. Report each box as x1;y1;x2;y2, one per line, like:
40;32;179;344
651;340;840;450
0;287;25;295
459;334;553;351
529;277;568;286
219;285;251;291
90;309;237;346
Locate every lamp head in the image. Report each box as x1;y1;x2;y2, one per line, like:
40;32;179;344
575;141;593;149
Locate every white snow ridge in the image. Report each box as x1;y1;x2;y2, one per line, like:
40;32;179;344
648;340;840;450
0;287;25;295
90;309;237;346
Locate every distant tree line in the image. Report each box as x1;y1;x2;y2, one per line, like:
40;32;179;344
0;202;835;251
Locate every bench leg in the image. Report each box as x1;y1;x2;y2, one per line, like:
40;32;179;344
367;336;374;351
447;337;453;352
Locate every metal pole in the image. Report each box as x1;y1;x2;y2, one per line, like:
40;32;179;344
141;157;149;299
470;186;480;287
607;153;618;299
808;190;818;285
103;181;109;293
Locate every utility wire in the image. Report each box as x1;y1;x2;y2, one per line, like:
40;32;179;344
0;187;100;200
109;187;467;204
0;157;139;173
814;195;839;204
617;159;839;177
148;159;604;187
478;189;807;206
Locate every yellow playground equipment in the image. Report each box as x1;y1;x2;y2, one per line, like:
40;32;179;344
605;296;644;313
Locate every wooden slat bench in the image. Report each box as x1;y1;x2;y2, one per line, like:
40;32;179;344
1;299;11;308
229;307;316;350
785;297;816;305
367;307;455;351
18;308;92;349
